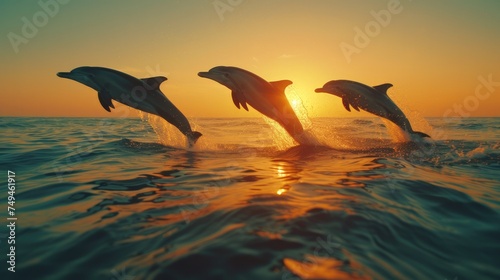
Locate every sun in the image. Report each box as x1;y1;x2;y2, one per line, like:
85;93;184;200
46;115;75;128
285;88;313;129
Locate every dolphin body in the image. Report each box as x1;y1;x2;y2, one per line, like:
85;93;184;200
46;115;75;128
198;66;306;144
57;66;202;145
315;80;430;139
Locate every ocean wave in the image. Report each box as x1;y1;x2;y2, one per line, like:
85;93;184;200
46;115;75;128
3;117;500;279
351;119;375;126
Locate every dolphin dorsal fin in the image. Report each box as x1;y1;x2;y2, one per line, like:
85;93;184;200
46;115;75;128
373;83;393;95
141;76;167;90
270;80;293;93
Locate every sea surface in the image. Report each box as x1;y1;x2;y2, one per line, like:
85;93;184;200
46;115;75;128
0;116;499;280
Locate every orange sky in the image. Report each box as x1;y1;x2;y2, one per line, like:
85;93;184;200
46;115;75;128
1;1;499;118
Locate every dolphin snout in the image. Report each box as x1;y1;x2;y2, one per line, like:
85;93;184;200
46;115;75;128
57;72;71;78
198;71;210;78
315;88;326;93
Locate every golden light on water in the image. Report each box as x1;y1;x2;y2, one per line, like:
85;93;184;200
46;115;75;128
277;164;286;178
277;188;287;195
284;255;369;280
276;164;289;195
276;184;291;196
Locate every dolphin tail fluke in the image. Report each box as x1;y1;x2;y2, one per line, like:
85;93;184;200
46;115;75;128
412;131;431;138
187;131;203;145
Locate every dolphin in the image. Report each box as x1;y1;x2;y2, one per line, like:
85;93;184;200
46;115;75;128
315;80;430;139
198;66;306;143
57;66;202;145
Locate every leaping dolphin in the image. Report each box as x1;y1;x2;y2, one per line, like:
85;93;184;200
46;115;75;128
57;66;202;146
315;80;430;139
198;66;306;144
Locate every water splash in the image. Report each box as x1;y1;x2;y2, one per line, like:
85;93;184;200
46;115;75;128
262;86;324;150
383;119;412;143
287;85;313;131
137;86;432;151
306;119;347;148
139;112;261;152
138;111;188;148
262;117;296;150
389;92;433;140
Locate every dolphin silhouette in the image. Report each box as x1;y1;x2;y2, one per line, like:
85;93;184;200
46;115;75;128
198;66;306;143
57;66;202;145
315;80;430;138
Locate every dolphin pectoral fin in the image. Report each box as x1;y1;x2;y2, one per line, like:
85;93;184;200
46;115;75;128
141;76;168;90
98;91;114;112
231;91;241;109
342;98;351;112
270;80;293;93
240;101;249;111
373;83;393;95
231;91;249;111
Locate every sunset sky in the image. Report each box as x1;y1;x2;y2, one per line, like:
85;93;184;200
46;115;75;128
1;0;499;118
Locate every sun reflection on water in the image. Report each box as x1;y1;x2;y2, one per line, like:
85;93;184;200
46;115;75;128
276;185;291;195
276;164;286;178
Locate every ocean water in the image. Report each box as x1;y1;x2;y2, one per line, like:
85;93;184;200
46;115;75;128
0;116;499;280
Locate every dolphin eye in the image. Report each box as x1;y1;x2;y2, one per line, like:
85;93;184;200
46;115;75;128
223;73;229;78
